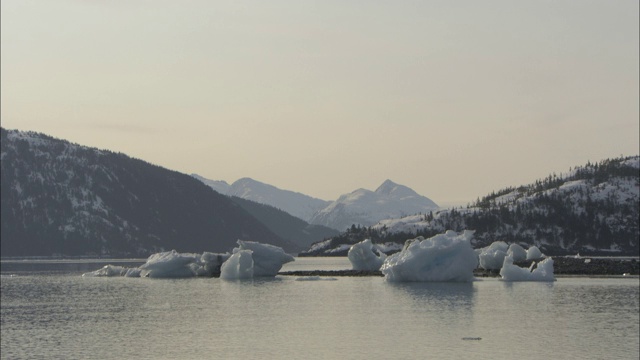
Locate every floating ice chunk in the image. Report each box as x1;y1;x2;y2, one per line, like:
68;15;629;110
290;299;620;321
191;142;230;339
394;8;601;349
233;240;295;277
139;250;200;278
199;252;231;276
507;243;527;262
381;230;478;282
478;241;509;270
220;250;254;279
138;250;230;278
348;239;387;271
526;246;544;260
500;255;556;281
82;265;140;277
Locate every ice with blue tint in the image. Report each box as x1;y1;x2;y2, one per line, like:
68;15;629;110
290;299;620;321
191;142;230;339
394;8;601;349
381;230;478;282
500;255;556;281
348;239;387;271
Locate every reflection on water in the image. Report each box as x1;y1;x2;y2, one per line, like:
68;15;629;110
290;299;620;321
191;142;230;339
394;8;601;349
1;258;638;360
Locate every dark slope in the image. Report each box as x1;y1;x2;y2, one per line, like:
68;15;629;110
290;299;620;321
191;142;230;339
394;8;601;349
1;128;293;257
229;196;339;251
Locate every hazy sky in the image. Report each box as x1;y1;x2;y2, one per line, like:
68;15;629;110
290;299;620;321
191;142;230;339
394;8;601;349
2;1;638;206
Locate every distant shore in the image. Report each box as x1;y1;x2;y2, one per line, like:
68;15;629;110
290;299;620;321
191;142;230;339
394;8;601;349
278;257;639;277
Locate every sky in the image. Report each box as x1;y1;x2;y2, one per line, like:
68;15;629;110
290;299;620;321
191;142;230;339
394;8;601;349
2;0;638;206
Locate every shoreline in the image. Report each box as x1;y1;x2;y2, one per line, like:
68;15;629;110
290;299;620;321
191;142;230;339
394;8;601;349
278;257;639;277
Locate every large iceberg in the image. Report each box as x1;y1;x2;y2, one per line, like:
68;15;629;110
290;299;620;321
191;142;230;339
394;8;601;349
500;255;556;281
348;239;387;271
380;230;478;282
220;240;295;279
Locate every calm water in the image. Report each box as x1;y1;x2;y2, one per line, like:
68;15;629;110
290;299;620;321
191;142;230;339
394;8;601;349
1;258;638;360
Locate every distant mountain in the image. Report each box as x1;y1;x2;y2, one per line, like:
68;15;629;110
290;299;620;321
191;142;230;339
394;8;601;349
228;196;339;249
193;175;331;222
302;156;640;256
0;128;294;257
308;180;440;231
190;174;230;194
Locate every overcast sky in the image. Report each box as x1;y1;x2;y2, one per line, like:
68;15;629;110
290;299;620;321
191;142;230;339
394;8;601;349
2;0;638;206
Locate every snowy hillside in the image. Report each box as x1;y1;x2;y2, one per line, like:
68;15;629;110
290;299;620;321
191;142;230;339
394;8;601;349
302;157;639;256
1;128;293;257
308;180;440;231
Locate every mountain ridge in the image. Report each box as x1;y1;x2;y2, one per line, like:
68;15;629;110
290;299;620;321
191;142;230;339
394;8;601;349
1;128;294;257
302;156;639;256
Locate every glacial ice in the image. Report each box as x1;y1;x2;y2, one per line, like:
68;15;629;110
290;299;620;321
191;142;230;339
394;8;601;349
500;255;556;281
220;240;295;279
478;241;509;270
380;230;478;282
82;265;142;277
82;250;231;278
233;240;295;277
507;243;527;262
220;250;254;279
526;245;544;260
348;239;387;271
139;250;230;278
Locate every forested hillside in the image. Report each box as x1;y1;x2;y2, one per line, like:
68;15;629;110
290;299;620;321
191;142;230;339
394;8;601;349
302;156;639;256
1;128;292;257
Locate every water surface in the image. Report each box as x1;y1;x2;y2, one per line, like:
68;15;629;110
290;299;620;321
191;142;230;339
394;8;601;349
1;258;638;359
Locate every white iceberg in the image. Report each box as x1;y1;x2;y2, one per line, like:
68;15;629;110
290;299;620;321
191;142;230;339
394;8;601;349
348;239;387;271
500;255;556;282
380;230;478;282
507;243;527;262
526;245;544;260
138;250;230;278
234;240;295;277
220;250;254;280
478;241;509;270
220;240;295;279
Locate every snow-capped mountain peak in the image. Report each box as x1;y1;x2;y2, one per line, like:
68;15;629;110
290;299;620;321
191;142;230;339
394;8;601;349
309;180;439;231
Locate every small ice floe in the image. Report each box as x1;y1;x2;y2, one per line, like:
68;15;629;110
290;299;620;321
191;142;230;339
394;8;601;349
499;255;556;282
584;258;591;264
478;241;509;270
348;239;386;271
220;240;295;280
526;246;544;260
82;265;142;277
